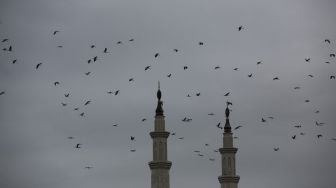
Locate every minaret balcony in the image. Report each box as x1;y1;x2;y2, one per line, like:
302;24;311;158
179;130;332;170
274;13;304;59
150;131;170;138
148;161;172;170
218;175;240;183
219;147;238;154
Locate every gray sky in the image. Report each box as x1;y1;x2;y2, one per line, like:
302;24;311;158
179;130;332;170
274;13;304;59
1;0;336;188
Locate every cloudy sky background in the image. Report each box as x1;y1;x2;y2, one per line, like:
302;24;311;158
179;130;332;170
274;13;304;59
1;0;336;188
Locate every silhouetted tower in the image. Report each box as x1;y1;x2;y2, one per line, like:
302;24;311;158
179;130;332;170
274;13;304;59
149;83;172;188
218;102;240;188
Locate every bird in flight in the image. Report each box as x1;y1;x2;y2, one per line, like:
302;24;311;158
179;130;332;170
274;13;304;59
183;66;188;70
214;66;220;70
0;91;5;95
248;74;253;78
130;149;136;152
85;72;91;76
112;124;118;127
317;134;323;138
74;107;79;111
209;158;215;161
61;103;67;107
233;68;239;71
208;113;215;116
54;82;60;86
167;74;172;78
273;147;279;151
198;42;204;45
238;25;244;31
117;41;122;44
305;99;310;103
103;48;108;53
331;75;335;79
64;93;70;97
217;122;222;129
67;136;74;139
174;49;178;52
142;118;147;122
261;118;266;123
75;143;82;148
196;92;200;96
114;90;119;95
154;53;159;58
84;100;91;105
292;135;296;140
93;56;98;62
80;112;85;117
85;166;93;170
308;74;314;78
129;38;134;42
129;78;134;82
12;59;17;64
325;39;330;43
305;58;310;62
145;66;151;71
256;61;262;65
53;30;59;35
224;92;230;96
36;63;42;69
90;45;95;48
330;54;335;57
234;126;242;130
273;77;279;80
294;86;301;90
294;125;302;128
315;121;325;126
178;137;184;140
1;38;9;42
130;136;135;141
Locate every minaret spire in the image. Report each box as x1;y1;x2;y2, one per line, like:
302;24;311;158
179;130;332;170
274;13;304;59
149;84;171;188
218;102;240;188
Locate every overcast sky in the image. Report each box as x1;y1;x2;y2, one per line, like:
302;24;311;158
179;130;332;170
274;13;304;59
1;0;336;188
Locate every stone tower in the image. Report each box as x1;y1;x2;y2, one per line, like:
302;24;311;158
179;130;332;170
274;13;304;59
148;83;172;188
218;102;240;188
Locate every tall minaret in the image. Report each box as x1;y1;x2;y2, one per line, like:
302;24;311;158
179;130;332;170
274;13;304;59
149;83;172;188
218;102;240;188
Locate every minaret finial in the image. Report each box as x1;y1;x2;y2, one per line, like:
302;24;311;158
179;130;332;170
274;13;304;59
224;101;232;133
156;82;163;116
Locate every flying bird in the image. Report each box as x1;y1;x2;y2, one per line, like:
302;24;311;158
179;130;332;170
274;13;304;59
129;78;134;82
187;94;191;97
145;66;151;71
74;107;79;111
315;121;325;126
142;118;147;122
183;66;188;70
64;93;70;97
87;59;91;64
61;103;67;107
54;82;60;86
227;101;233;106
305;58;310;62
224;92;230;96
292;135;296;140
85;166;93;169
214;66;220;70
130;149;136;152
305;99;310;103
1;38;8;42
154;53;159;58
194;150;200;153
308;74;314;78
36;63;42;69
233;68;239;71
93;56;98;62
84;100;91;105
85;72;91;76
238;25;244;31
130;136;135;141
273;77;279;80
80;112;85;117
256;61;262;65
325;39;330;43
217;122;222;129
103;48;108;53
114;90;119;95
294;86;301;90
117;41;122;44
317;134;323;138
112;124;118;127
273;147;279;151
129;38;134;42
198;42;204;45
0;91;5;95
209;158;215;161
294;125;302;128
248;74;253;78
178;137;184;140
196;92;200;96
208;113;215;116
167;74;172;78
330;75;335;79
75;143;82;148
12;59;17;64
67;136;74;139
261;118;266;123
90;45;95;48
53;30;59;35
234;126;242;130
330;54;335;57
174;49;178;52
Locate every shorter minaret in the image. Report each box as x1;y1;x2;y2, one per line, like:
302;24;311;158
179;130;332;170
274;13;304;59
149;83;172;188
218;102;240;188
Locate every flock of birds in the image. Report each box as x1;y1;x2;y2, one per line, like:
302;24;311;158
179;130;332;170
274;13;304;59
1;24;336;171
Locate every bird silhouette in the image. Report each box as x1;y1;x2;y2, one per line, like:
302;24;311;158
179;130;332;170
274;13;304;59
315;121;325;126
214;66;220;69
208;113;215;116
183;66;188;70
85;72;91;76
114;90;119;95
1;38;8;42
194;150;200;153
87;59;91;64
325;39;330;43
90;45;95;48
238;25;244;31
84;100;91;105
209;158;215;161
142;118;147;122
36;63;42;69
227;101;233;106
167;74;172;78
107;91;113;94
145;66;151;71
187;94;191;97
217;122;222;129
196;92;200;96
224;92;230;96
171;132;176;136
64;93;70;97
174;49;178;52
129;78;134;82
317;134;323;138
12;59;17;64
93;56;98;62
261;118;266;123
75;143;82;148
273;147;279;151
308;74;314;78
117;41;122;44
330;54;335;57
315;110;320;114
305;99;310;103
129;38;134;42
273;77;279;80
61;103;67;107
103;48;108;53
300;132;305;136
80;112;85;117
131;136;135;141
74;107;79;111
57;45;63;48
330;76;335;79
292;135;296;140
54;82;60;86
294;86;301;90
130;149;136;152
268;116;274;119
85;166;93;169
325;61;330;64
233;68;239;71
178;137;184;140
53;30;59;35
67;136;74;139
234;126;242;130
198;42;204;45
256;61;262;65
112;124;118;127
154;53;159;58
294;125;302;128
248;74;253;77
305;58;310;62
0;91;5;95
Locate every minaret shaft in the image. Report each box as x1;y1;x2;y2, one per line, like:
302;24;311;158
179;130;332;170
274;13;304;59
149;86;171;188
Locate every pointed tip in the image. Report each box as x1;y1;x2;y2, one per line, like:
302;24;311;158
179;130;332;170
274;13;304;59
158;81;160;90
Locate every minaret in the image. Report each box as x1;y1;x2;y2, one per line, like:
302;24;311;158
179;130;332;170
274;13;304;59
218;102;240;188
149;82;172;188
